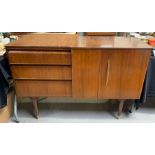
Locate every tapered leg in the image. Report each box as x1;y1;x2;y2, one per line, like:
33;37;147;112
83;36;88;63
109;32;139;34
117;100;125;119
14;95;19;123
32;97;39;119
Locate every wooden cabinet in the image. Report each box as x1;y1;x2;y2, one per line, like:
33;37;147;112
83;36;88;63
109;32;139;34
72;49;150;99
10;48;150;99
6;34;152;120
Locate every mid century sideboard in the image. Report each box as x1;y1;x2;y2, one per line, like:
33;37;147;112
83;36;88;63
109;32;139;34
6;34;152;122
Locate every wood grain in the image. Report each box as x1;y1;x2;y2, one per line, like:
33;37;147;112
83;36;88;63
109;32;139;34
6;34;152;50
6;34;151;102
15;80;72;97
11;65;72;80
8;51;71;65
72;49;102;98
98;49;151;99
72;49;151;99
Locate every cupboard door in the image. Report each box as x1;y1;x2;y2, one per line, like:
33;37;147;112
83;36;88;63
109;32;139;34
98;50;150;99
72;49;150;99
72;49;102;98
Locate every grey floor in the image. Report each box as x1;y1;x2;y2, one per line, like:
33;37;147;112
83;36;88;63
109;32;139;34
9;97;155;123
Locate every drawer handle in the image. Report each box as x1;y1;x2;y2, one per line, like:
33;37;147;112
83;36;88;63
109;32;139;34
106;58;110;86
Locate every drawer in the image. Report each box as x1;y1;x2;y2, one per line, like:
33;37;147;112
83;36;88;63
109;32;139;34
8;51;71;65
11;65;72;80
15;80;72;97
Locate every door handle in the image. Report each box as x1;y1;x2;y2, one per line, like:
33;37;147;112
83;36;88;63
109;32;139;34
106;58;110;86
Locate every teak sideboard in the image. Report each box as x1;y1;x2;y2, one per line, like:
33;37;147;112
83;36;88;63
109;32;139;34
6;34;152;122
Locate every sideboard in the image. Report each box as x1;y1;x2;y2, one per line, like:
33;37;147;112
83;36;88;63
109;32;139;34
6;34;152;122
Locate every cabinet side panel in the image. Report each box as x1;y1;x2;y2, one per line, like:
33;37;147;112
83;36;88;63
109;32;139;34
119;50;151;99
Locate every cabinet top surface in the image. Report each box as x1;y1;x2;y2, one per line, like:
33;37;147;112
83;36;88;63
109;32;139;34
6;34;152;50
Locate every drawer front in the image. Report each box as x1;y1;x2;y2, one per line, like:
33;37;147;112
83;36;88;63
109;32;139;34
15;80;72;97
11;65;72;80
8;51;71;65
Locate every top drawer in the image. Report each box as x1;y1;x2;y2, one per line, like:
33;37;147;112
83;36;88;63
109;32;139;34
8;51;71;65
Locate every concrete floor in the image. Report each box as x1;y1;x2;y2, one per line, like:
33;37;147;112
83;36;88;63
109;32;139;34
9;97;155;123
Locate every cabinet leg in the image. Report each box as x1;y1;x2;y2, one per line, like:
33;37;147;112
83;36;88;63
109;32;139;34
32;97;39;119
128;100;134;113
13;95;19;123
117;100;125;119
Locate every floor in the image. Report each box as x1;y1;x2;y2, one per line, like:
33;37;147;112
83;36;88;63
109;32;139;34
9;97;155;123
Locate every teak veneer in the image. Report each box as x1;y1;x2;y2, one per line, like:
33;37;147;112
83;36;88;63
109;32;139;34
6;34;152;122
